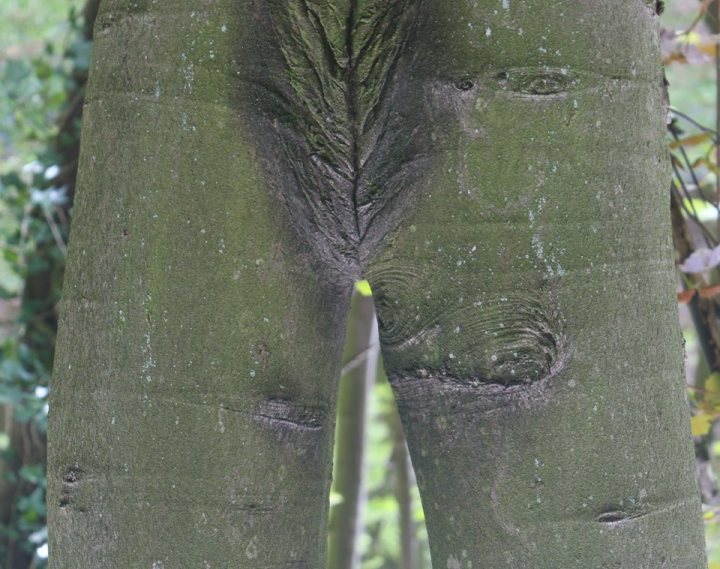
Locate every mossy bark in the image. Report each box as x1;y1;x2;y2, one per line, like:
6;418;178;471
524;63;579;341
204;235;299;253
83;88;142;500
48;2;351;566
368;2;706;567
48;0;705;568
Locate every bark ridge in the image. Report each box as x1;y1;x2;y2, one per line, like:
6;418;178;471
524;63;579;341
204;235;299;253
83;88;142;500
258;0;424;270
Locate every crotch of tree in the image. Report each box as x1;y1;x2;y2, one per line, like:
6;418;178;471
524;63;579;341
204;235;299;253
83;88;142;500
241;0;570;391
245;1;428;274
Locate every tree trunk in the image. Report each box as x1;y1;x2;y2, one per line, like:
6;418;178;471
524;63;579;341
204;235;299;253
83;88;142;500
48;1;706;568
388;399;419;569
369;2;707;567
48;3;352;566
327;289;377;569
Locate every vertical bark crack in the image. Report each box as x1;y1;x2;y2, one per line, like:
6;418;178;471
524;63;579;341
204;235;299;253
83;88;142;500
252;0;426;271
345;0;363;239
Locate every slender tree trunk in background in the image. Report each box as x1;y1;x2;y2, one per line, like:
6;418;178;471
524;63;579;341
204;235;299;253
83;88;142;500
388;401;418;569
48;1;705;568
328;290;377;569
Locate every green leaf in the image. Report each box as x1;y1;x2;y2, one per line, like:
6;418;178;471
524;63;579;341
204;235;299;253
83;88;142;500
19;465;43;484
0;256;22;294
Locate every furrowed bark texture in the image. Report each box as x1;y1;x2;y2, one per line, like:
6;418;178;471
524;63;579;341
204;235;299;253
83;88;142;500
48;0;705;568
48;2;352;566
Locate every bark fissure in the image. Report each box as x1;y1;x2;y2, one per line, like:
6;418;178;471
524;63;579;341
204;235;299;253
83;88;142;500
220;400;327;432
257;0;421;271
345;0;362;240
597;510;645;525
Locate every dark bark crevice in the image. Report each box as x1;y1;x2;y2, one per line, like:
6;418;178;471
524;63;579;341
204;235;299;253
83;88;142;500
247;0;425;273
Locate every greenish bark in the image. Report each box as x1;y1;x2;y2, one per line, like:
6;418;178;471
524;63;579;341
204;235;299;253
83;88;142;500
48;0;705;568
368;2;707;567
388;399;418;569
328;290;377;569
48;2;351;566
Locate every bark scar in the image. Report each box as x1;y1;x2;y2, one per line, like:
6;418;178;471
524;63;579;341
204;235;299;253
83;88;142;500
58;466;88;512
597;508;647;525
221;398;326;433
373;274;567;389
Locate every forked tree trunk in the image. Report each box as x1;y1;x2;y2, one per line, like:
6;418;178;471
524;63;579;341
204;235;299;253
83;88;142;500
48;1;705;568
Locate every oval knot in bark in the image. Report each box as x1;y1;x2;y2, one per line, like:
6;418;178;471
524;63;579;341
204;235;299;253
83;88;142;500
373;280;566;388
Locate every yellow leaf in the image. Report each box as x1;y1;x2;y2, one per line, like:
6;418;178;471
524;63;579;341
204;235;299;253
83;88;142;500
702;373;720;412
690;157;720;177
669;132;712;149
707;373;720;394
677;289;696;304
708;561;720;569
691;413;714;437
662;52;689;65
684;31;704;45
697;42;720;57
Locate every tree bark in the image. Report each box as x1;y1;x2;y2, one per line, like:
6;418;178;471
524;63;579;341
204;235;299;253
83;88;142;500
327;290;377;569
48;3;351;566
48;1;705;568
369;2;707;567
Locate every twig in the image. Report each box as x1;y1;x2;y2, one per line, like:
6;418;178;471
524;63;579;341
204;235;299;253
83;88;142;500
42;208;67;257
671;108;718;138
676;0;715;37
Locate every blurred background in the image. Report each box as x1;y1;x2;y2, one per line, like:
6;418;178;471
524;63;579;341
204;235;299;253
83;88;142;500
0;0;719;567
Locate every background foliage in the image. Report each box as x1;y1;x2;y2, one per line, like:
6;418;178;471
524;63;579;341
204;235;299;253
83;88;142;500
658;2;720;569
0;0;84;566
